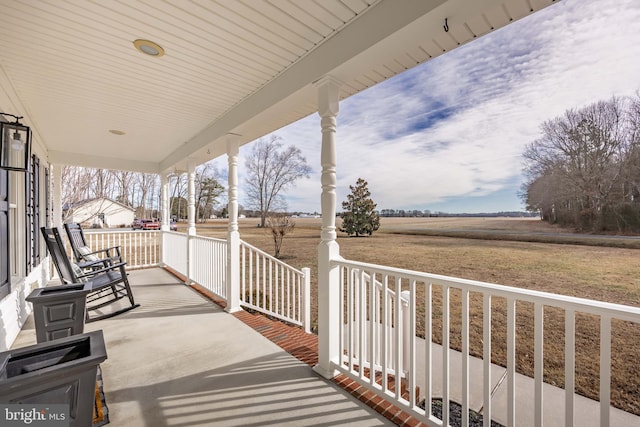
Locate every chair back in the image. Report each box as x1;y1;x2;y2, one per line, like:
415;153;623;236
64;222;88;262
41;227;78;284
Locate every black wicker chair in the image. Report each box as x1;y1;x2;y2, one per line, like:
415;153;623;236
41;227;139;322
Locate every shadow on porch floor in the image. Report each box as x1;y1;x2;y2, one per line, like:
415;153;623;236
13;268;396;427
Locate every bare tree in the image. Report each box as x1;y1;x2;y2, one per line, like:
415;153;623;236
266;215;295;258
245;135;311;227
170;173;187;220
61;166;94;222
134;173;159;218
195;163;224;222
522;96;639;231
111;170;134;206
59;161;227;224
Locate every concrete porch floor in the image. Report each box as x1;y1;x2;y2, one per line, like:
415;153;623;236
12;268;394;427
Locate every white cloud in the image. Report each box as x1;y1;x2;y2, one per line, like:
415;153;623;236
230;0;640;213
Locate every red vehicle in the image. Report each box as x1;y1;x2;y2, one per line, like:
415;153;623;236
132;219;160;230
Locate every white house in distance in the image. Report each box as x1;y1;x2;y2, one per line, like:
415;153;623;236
65;197;135;228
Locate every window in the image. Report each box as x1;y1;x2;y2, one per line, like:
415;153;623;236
0;155;50;299
9;168;25;280
0;154;43;300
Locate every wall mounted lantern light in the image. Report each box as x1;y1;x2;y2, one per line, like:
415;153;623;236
0;112;31;172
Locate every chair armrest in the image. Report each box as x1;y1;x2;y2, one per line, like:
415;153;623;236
78;255;123;269
85;246;122;257
77;259;109;269
77;261;128;278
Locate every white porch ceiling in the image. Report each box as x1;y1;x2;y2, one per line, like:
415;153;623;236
0;0;556;174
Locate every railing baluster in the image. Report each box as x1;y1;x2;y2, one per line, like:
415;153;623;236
241;244;246;302
283;267;287;319
358;268;366;380
348;267;355;373
483;293;491;427
443;285;450;425
261;255;266;308
338;265;345;368
462;289;470;427
408;281;416;408
600;315;611;427
425;282;432;417
144;232;148;266
382;274;389;393
534;303;544;427
369;271;376;386
507;297;516;427
249;251;254;303
287;268;291;320
565;309;575;427
394;276;402;401
373;278;380;370
291;270;295;322
269;260;273;312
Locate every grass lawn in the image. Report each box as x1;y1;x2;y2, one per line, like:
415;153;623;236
192;217;640;415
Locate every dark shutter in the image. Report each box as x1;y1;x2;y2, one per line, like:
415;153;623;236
45;167;50;226
25;155;41;272
43;167;49;258
32;155;40;265
25;159;32;273
0;168;9;300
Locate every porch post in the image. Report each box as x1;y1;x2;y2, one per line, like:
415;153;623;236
187;159;196;236
160;172;170;231
51;164;62;230
225;134;241;313
313;75;342;379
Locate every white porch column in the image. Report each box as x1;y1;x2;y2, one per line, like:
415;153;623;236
187;159;196;236
313;76;342;379
51;163;62;229
160;172;170;231
225;134;241;313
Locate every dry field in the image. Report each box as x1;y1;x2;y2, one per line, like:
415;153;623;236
194;217;640;414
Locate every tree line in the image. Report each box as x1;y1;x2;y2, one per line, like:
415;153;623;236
521;94;640;232
62;134;311;227
62;162;224;223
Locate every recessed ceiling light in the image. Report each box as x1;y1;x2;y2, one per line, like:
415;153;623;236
133;39;165;57
109;129;125;135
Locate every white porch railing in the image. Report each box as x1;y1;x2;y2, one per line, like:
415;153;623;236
240;240;311;332
190;234;227;299
162;231;188;276
70;230;310;330
160;231;228;299
74;229;161;268
343;268;409;378
333;257;640;427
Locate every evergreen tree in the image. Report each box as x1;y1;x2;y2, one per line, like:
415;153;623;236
340;178;380;236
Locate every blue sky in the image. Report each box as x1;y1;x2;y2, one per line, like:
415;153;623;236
217;0;640;214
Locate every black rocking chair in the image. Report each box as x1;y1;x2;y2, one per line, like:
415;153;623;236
41;227;140;322
64;222;123;269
